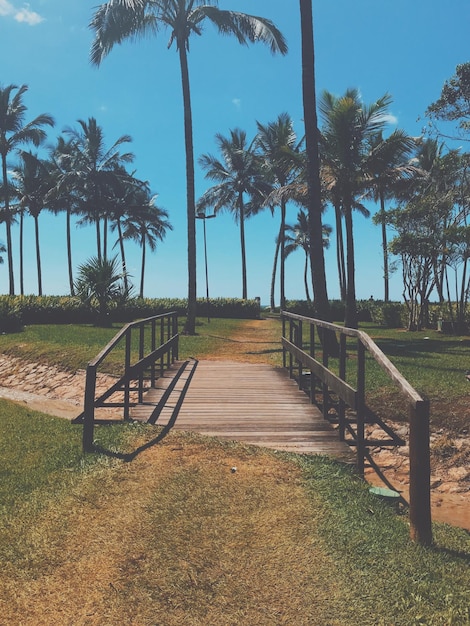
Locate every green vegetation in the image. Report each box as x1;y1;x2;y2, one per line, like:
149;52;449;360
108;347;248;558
0;404;468;624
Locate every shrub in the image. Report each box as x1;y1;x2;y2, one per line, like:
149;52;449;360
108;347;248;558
0;298;23;333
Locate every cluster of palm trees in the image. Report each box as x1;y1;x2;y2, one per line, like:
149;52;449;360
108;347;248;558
0;84;171;300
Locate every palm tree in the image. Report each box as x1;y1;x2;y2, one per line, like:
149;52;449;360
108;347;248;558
365;130;418;301
284;208;332;301
197;128;272;299
63;117;134;261
11;151;52;295
299;0;333;333
75;255;127;326
319;88;394;328
89;0;287;334
0;84;54;294
122;196;172;298
255;113;300;310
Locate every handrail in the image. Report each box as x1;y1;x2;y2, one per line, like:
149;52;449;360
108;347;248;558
281;311;432;546
82;312;179;453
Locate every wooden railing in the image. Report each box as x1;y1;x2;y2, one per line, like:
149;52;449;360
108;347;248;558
81;312;179;453
281;311;432;546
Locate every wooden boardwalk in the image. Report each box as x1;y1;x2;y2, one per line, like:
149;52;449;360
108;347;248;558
131;360;353;461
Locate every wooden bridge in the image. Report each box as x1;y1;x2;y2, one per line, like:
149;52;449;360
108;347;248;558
76;310;432;545
130;359;353;461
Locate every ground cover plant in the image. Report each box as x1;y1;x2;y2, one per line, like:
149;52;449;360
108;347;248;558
0;316;469;623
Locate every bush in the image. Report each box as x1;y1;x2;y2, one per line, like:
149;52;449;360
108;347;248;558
371;302;406;328
0;299;23;333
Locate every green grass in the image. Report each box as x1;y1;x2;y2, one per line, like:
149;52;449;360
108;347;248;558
0;406;468;624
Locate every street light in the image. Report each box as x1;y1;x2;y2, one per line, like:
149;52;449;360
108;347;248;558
196;211;216;323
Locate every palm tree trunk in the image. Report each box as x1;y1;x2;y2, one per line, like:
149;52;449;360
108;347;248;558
67;209;74;296
344;205;358;329
334;202;346;300
299;0;333;334
304;253;311;301
116;219;128;294
238;194;248;300
103;214;108;261
178;43;197;334
34;214;42;296
19;211;24;296
140;233;146;299
95;217;101;261
1;154;15;295
270;231;281;311
280;199;287;309
379;193;389;302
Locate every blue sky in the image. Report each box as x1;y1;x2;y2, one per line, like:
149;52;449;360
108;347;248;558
1;0;469;304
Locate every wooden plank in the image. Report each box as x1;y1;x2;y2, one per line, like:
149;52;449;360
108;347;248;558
130;360;353;462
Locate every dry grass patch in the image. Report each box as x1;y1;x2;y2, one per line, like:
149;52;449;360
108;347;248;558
0;431;344;626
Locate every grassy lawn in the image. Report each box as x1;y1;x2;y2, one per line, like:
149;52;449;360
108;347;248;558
0;401;468;625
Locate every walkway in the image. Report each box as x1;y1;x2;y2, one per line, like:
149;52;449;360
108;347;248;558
131;359;353;461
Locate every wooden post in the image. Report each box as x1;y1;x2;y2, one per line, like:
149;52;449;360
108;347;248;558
322;337;329;421
409;399;433;545
124;329;131;420
282;315;287;369
172;313;179;361
309;322;315;403
151;319;156;387
138;322;145;403
298;320;303;389
356;340;366;476
338;333;347;441
83;364;97;452
160;318;165;376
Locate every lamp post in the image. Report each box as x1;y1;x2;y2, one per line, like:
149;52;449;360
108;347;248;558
196;211;216;323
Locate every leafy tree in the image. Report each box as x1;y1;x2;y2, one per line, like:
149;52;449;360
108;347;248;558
63;117;134;261
75;255;128;326
0;84;54;294
426;62;470;138
12;151;52;295
89;0;287;334
284;208;331;301
255;113;300;310
366;130;418;301
121;195;172;298
197;128;271;299
319;88;393;328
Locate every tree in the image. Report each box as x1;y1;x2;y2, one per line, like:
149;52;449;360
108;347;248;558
0;84;54;294
255;113;300;310
63;117;134;261
121;194;172;298
299;0;333;332
89;0;287;334
426;62;470;139
319;88;393;328
75;255;128;326
366;130;418;301
284;208;331;301
11;151;52;295
197;128;271;299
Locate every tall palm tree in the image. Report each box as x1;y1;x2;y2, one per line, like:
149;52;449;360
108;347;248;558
299;0;333;333
197;128;272;299
63;117;134;261
122;196;172;298
12;151;52;295
319;88;393;328
365;130;418;301
284;208;332;301
0;84;54;294
255;112;300;310
89;0;287;334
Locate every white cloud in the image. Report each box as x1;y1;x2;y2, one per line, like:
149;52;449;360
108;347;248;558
232;98;241;110
0;0;14;16
0;1;44;24
15;5;43;25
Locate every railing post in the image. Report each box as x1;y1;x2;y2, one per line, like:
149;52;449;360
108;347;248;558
309;322;315;403
83;364;97;452
166;314;171;368
138;322;145;404
356;340;366;476
173;313;179;361
160;317;165;376
288;319;294;379
409;399;432;545
338;334;347;441
124;328;131;420
322;339;329;421
282;314;287;369
151;319;156;387
297;320;303;389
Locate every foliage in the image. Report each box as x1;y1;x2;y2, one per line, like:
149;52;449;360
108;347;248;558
74;255;130;325
426;61;470;135
0;298;23;333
